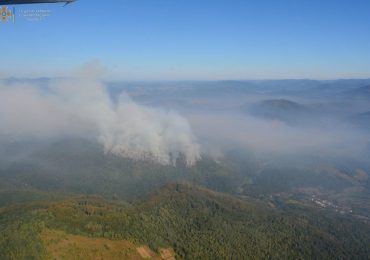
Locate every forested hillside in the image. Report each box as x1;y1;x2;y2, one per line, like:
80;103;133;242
1;184;369;259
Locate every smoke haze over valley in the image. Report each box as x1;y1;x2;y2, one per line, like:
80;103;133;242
2;0;370;258
2;73;370;259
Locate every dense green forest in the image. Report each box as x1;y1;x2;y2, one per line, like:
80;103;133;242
0;139;369;259
1;184;369;259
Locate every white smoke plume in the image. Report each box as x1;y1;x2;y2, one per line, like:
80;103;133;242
0;64;201;166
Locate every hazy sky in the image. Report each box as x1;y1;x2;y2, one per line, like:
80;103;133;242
1;0;370;80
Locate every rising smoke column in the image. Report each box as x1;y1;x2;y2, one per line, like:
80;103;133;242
0;63;201;166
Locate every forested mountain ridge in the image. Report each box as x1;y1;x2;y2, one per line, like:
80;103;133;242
1;183;369;259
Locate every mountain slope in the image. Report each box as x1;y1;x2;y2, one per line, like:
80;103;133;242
247;99;312;125
1;184;369;259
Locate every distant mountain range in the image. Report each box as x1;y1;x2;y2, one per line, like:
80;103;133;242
246;98;317;125
2;77;370;99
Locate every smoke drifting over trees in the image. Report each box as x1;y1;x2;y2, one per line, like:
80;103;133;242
0;65;201;166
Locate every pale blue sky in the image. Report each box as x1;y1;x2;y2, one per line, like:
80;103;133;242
1;0;370;80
